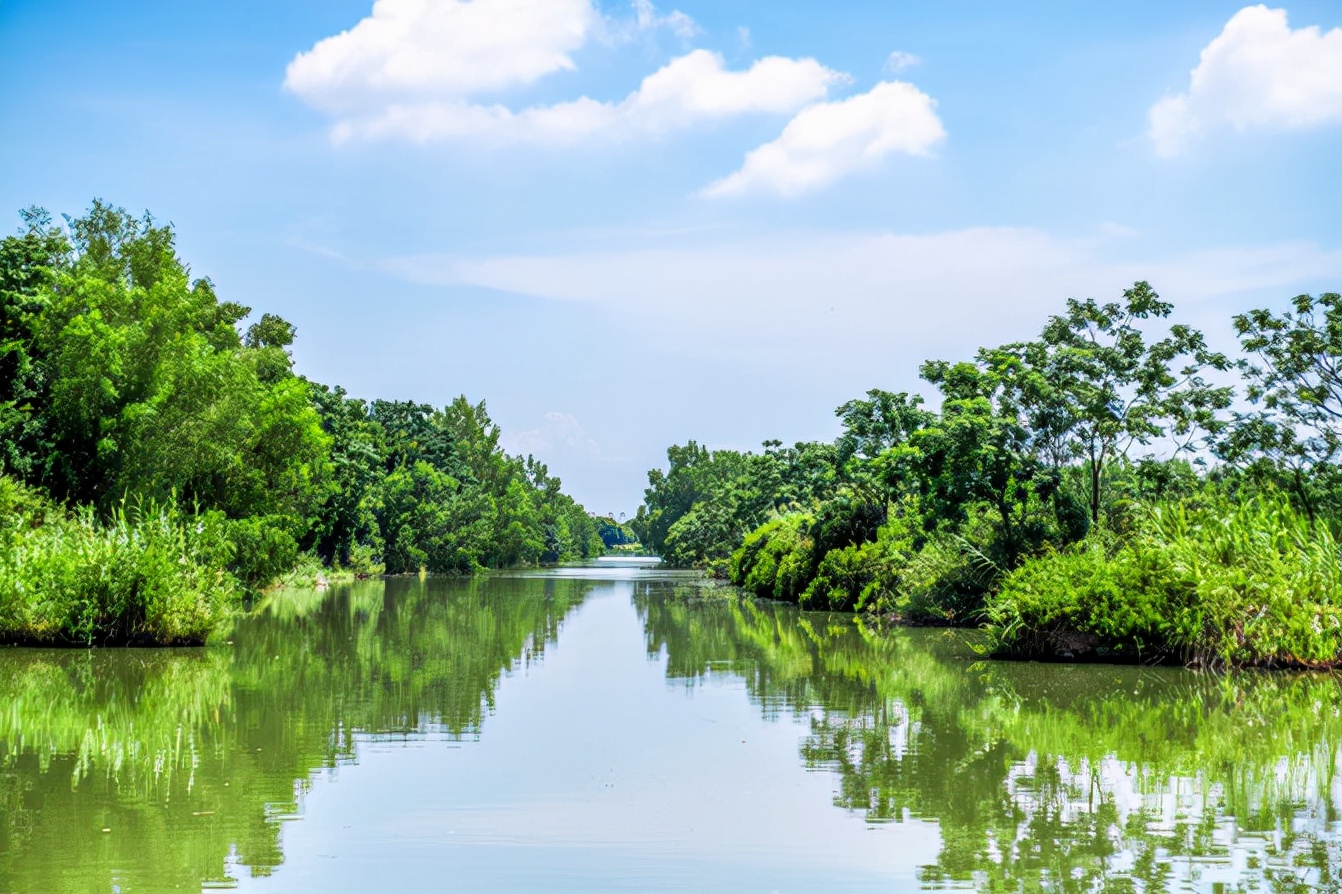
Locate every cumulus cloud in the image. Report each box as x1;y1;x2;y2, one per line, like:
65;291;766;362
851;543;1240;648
287;0;843;146
702;81;945;197
329;49;844;143
285;0;596;113
1148;4;1342;156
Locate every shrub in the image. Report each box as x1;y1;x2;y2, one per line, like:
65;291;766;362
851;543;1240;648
0;487;244;645
224;514;300;591
729;513;813;602
801;540;883;611
987;491;1342;667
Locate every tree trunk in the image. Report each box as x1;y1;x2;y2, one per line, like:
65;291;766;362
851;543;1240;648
1089;457;1102;526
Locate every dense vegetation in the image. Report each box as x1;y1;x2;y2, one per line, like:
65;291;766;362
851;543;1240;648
0;202;604;644
633;283;1342;667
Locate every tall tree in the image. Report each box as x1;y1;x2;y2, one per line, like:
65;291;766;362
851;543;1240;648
907;359;1057;566
981;281;1231;525
19;200;329;520
1220;292;1342;521
0;208;69;479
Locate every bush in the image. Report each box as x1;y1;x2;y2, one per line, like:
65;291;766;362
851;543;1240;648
224;514;300;591
730;504;1005;621
987;491;1342;667
729;513;814;602
0;487;244;645
890;531;1000;624
800;540;884;611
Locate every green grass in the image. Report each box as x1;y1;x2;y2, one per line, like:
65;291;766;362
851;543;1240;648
0;484;244;645
986;491;1342;667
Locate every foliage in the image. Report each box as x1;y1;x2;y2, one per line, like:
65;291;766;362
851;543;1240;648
640;282;1341;667
1219;291;1342;522
902;360;1062;566
986;490;1342;667
633;438;837;567
729;513;815;603
0;201;607;644
1233;291;1342;463
595;515;638;548
0;479;242;645
981;281;1232;524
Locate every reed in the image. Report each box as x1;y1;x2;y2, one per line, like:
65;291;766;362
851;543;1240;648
0;488;243;645
986;490;1342;667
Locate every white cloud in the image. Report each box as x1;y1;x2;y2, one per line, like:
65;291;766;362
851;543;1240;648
287;0;843;146
702;81;945;197
885;51;920;72
630;0;697;39
330;49;845;144
285;0;596;113
1148;5;1342;156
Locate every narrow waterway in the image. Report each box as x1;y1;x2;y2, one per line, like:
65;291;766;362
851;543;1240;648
1;559;1337;892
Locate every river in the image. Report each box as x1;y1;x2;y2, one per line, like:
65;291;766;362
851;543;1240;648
1;558;1337;892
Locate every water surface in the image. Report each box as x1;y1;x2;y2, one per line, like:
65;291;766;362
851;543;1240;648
1;559;1338;892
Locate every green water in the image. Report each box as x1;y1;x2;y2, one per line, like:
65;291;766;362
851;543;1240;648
1;559;1338;892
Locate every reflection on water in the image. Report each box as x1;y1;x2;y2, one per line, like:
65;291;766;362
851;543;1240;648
0;575;589;893
638;582;1342;891
0;566;1338;892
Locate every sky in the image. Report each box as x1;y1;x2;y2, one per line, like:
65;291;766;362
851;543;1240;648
2;0;1340;515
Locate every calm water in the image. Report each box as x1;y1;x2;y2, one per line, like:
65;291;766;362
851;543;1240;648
1;559;1339;892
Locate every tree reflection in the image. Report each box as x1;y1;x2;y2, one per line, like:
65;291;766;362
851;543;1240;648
636;582;1342;892
0;576;589;893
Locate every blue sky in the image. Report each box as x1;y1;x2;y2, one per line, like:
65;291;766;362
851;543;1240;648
2;0;1340;514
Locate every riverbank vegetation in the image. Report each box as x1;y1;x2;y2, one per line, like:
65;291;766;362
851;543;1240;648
634;284;1342;667
0;201;605;644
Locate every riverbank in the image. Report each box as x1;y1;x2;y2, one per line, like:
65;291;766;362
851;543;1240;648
0;202;609;646
717;491;1342;670
634;285;1342;671
985;493;1342;669
0;484;242;646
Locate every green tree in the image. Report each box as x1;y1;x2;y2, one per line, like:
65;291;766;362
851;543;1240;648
305;383;385;566
906;359;1058;567
14;201;330;525
981;281;1231;526
834;389;933;514
0;208;69;479
1221;292;1342;522
634;442;749;558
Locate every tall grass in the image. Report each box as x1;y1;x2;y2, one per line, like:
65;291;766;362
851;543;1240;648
986;491;1342;667
0;486;243;645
